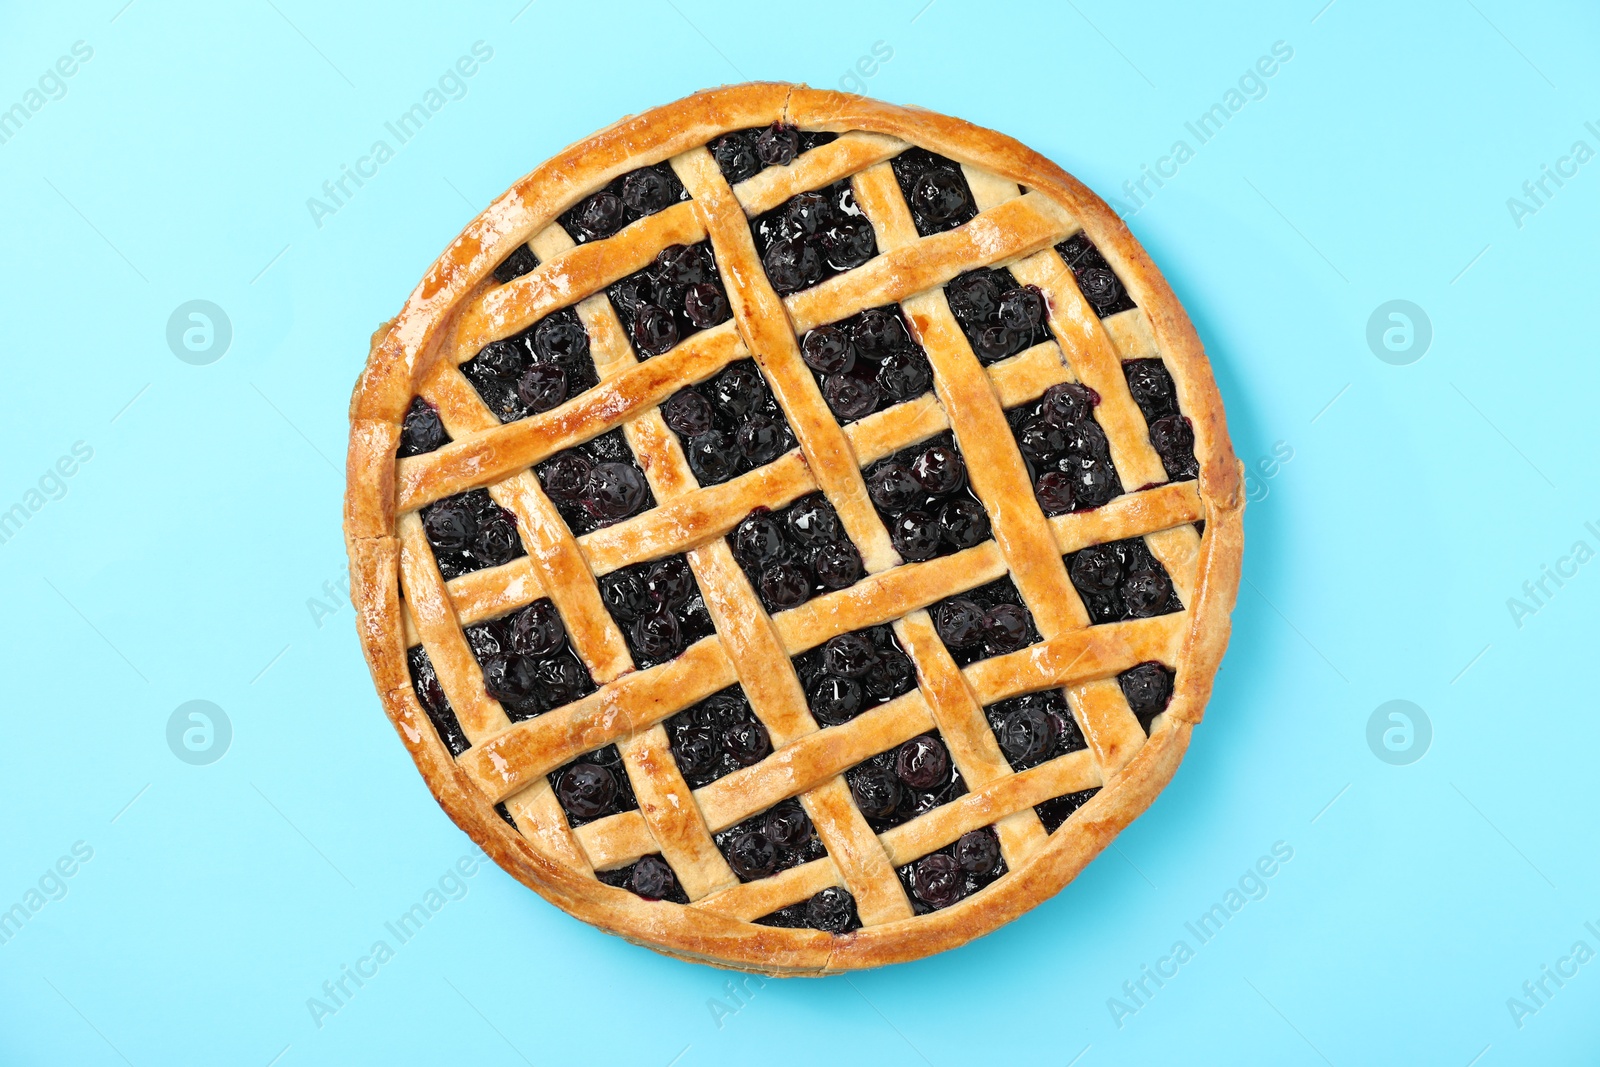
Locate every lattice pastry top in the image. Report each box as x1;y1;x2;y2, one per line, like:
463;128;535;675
344;83;1244;974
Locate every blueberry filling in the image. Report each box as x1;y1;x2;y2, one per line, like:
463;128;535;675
1006;381;1123;514
1119;661;1175;733
461;307;599;424
1055;232;1136;318
729;493;864;612
661;359;797;486
897;826;1006;914
407;646;469;756
792;624;918;728
846;731;966;833
929;576;1042;668
607;241;732;358
983;688;1087;773
550;745;637;827
665;685;771;789
492;243;539;284
863;431;990;563
710;124;838;183
463;598;596;720
1122;358;1198;481
944;267;1051;365
420;489;528;580
493;802;518;829
535;428;657;536
799;304;934;423
1036;787;1099;833
559;163;689;245
398;396;449;458
597;554;715;669
1065;537;1181;624
597;854;688;903
890;147;978;237
754;885;860;934
715;798;826;882
749;179;877;296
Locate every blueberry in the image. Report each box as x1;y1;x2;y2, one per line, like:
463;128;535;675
934;598;985;649
912;169;971;224
671;722;719;776
876;351;931;401
823;633;878;679
983;603;1033;654
533;317;589;364
974;324;1016;362
911;852;963;908
1018;420;1066;465
1042;382;1098;426
1149;414;1197;478
539;451;592;500
1121;569;1172;617
726;830;778;879
733;512;785;567
868;648;915;700
423;501;476;551
1068;456;1119;508
785;497;841;545
998;286;1045;331
630;855;676;900
911;444;965;496
1123;360;1177;421
890;510;941;562
711;132;761;183
482;652;539;703
736;415;786;466
806;887;856;933
823;219;876;270
1035;471;1076;515
1077;267;1124;311
939;497;990;550
621;169;673;213
399;399;446;456
573;192;625;240
509;601;565;656
725;719;772;766
473;515;521;565
811;541;862;590
631;304;679;356
583;462;647;522
1120;662;1173;717
853;308;908;355
557;763;617;820
849;765;901;819
762;804;811;847
646;557;694;608
954;828;1001;874
536;656;589;708
632;609;684;662
684;283;728;328
712;364;766;418
996;703;1056;764
895;735;949;789
655;244;707;287
759;561;811;610
687;431;737;484
867;461;920;512
516;364;568;414
661;389;713;436
1070;545;1123;594
784;192;835;237
763;237;822;294
822;373;879;420
599;570;649;622
801;326;856;375
1060;419;1110;459
946;272;1000;322
474;338;525;380
809;675;864;726
755;122;799;166
493;244;539;284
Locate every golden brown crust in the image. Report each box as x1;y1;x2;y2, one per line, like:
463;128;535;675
344;82;1242;974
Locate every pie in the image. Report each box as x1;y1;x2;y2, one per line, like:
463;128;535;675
344;83;1244;974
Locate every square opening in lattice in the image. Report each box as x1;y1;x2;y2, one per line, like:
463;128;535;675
596;554;716;669
461;308;600;425
607;241;732;359
845;730;967;833
709;124;838;183
1005;382;1124;515
559;163;689;244
1123;358;1199;481
665;685;770;789
792;623;918;727
420;488;529;580
397;396;450;458
492;242;539;284
406;645;469;757
1055;232;1137;318
729;493;865;613
749;179;877;296
715;798;826;883
659;359;797;486
798;304;934;424
463;598;597;721
863;430;992;563
1065;536;1183;624
898;825;1007;914
549;745;638;828
1120;661;1176;734
1036;787;1100;833
890;147;979;236
597;855;689;903
929;576;1042;668
754;885;860;934
983;687;1087;773
944;266;1052;365
534;428;658;537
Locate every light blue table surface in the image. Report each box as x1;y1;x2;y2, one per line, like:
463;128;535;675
3;1;1597;1063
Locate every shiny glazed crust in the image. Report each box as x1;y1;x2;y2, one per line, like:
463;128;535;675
344;83;1244;974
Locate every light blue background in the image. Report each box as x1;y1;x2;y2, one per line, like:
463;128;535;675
2;1;1596;1063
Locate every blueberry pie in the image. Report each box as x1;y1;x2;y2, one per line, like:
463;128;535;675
345;84;1243;974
